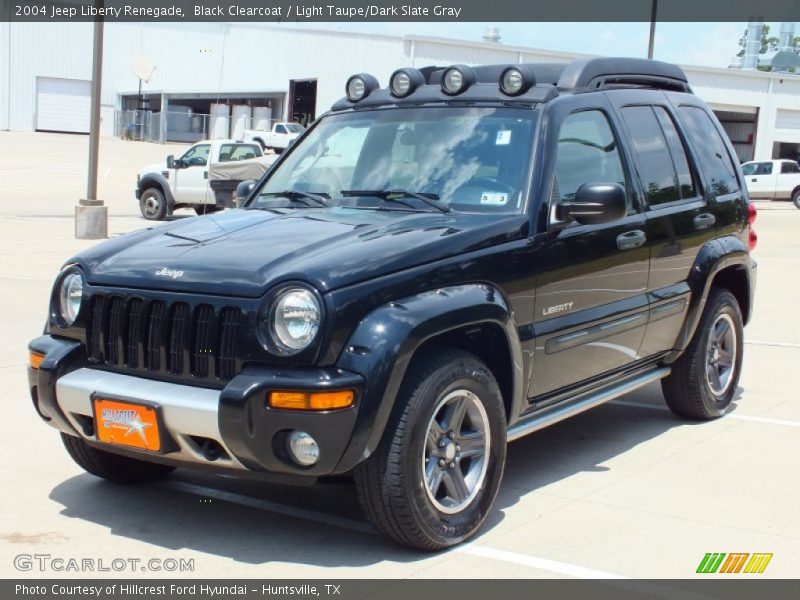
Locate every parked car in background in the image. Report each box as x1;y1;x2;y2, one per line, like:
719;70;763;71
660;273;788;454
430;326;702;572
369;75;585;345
741;159;800;208
243;122;305;153
135;139;276;220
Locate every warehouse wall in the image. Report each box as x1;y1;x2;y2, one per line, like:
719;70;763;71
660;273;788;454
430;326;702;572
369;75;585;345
4;22;800;159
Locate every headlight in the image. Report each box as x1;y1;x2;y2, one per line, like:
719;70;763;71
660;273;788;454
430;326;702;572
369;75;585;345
56;270;84;327
267;287;321;353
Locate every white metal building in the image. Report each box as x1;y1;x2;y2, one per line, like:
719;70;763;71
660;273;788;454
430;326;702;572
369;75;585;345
1;21;799;160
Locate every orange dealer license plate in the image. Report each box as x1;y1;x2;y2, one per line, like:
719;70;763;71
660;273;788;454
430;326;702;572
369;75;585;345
93;398;161;452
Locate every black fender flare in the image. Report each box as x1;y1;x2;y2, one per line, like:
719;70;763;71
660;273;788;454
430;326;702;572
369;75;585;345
333;283;524;473
666;234;754;361
138;173;175;208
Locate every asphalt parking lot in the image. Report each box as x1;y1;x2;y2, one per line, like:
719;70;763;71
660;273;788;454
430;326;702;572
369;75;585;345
1;131;798;579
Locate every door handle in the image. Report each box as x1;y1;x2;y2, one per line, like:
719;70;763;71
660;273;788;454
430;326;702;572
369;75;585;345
203;171;208;179
693;213;716;230
751;178;758;182
617;230;646;250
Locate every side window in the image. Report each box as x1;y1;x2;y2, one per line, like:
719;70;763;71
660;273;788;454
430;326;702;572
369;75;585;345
653;107;697;199
275;125;287;134
552;110;628;209
219;144;261;162
741;163;757;176
758;162;773;175
621;106;683;206
781;161;799;174
678;106;741;195
181;144;210;166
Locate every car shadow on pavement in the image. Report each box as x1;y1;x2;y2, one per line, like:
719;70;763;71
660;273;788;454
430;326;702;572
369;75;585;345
47;382;736;566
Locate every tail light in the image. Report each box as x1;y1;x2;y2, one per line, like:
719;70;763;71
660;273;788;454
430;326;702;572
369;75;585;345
747;203;757;251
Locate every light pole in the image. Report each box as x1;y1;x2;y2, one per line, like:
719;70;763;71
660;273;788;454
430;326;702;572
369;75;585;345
75;14;108;239
647;0;658;59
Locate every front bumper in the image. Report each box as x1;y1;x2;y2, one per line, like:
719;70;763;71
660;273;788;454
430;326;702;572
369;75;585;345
29;335;364;479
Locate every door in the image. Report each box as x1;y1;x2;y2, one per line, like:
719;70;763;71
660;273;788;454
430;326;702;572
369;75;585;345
609;95;717;358
777;160;800;199
174;143;211;204
528;105;649;400
35;77;91;133
743;161;776;199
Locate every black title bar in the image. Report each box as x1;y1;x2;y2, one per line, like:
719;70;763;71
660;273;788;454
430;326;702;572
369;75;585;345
1;0;799;22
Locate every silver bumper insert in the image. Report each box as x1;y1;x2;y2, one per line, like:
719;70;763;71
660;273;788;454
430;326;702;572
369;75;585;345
55;368;245;469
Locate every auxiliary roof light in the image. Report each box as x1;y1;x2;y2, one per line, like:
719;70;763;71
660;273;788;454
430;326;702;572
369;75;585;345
345;73;380;102
441;65;476;95
500;66;535;96
389;68;425;97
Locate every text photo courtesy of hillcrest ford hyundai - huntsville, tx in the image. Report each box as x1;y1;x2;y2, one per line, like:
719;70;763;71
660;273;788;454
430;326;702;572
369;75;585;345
3;0;800;595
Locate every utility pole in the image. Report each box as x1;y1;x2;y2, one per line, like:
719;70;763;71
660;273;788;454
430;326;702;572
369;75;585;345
75;13;108;239
647;0;658;59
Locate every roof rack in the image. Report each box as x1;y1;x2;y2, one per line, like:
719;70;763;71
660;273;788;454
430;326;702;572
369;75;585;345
556;57;691;93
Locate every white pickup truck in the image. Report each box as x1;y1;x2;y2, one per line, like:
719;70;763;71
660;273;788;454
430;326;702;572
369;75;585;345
742;159;800;208
243;122;305;153
135;139;276;220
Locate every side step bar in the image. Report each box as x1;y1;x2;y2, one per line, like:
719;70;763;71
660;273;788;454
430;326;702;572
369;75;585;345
507;367;671;442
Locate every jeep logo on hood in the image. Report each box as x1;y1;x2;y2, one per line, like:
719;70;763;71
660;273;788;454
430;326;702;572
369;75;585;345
155;267;184;279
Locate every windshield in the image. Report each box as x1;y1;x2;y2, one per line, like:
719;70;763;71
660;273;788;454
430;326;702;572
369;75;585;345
285;123;305;133
250;107;537;214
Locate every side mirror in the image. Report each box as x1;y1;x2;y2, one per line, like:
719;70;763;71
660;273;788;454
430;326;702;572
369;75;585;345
557;183;627;226
234;180;257;206
166;155;175;169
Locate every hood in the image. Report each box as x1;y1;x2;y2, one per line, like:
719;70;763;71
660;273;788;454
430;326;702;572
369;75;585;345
75;208;527;298
138;162;168;178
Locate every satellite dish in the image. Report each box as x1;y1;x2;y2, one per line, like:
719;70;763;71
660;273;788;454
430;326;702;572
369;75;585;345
132;55;157;83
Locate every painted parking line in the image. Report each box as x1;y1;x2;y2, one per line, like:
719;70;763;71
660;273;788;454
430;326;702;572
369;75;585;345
162;480;628;579
745;340;800;349
611;400;800;428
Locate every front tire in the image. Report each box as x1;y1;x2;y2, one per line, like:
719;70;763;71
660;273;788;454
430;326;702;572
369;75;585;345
61;433;175;484
139;187;167;221
661;288;744;419
354;348;506;550
792;189;800;209
193;204;222;216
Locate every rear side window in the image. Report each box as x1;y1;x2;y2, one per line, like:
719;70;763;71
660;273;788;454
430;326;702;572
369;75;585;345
621;106;694;206
218;144;261;162
552;110;628;207
781;161;800;174
678;106;741;195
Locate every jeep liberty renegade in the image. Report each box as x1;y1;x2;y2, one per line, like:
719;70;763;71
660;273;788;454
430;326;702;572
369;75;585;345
29;57;757;550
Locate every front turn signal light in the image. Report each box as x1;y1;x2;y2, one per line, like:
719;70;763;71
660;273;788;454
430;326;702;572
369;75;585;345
268;390;355;411
29;351;45;370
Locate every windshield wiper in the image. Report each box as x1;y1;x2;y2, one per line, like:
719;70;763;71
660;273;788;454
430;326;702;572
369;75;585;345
259;190;330;207
341;189;448;214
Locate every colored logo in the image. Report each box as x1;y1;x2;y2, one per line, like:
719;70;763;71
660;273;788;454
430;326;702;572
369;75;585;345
696;553;773;574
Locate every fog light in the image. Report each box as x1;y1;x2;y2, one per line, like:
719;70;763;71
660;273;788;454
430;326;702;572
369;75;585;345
287;431;320;466
29;351;45;370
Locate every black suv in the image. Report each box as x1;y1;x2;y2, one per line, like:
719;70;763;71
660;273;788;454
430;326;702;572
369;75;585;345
29;58;757;550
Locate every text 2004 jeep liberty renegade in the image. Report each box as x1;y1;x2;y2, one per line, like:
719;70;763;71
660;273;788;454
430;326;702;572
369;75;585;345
29;58;757;550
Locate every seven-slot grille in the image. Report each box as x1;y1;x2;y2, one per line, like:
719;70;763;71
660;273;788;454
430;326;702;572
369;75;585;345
86;294;241;381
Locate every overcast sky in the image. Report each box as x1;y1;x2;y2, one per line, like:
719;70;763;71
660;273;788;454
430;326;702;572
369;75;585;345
287;22;797;69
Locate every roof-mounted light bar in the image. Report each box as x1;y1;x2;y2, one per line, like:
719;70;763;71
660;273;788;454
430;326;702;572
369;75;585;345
345;73;380;102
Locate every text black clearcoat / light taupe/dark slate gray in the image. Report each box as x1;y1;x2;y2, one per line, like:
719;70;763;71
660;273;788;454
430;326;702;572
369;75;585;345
28;57;757;550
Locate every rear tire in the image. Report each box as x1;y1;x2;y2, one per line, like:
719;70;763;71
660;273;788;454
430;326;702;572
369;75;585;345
354;348;506;550
61;433;175;484
139;187;167;221
661;288;744;420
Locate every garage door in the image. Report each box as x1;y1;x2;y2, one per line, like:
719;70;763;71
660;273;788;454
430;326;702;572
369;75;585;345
36;77;91;133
